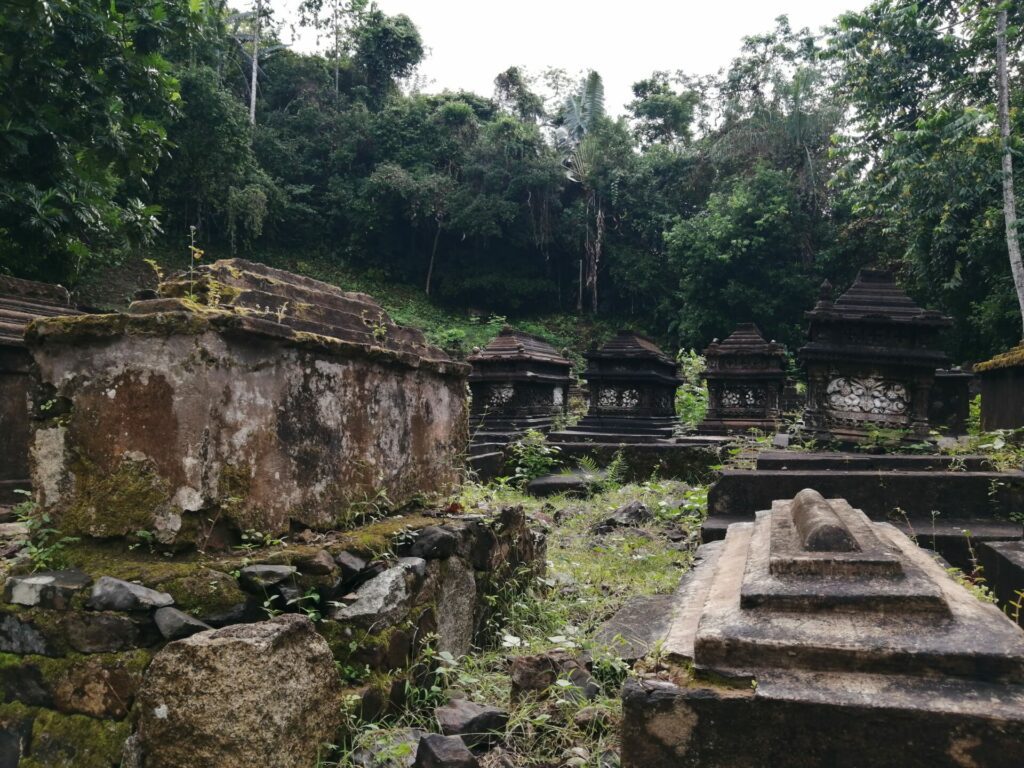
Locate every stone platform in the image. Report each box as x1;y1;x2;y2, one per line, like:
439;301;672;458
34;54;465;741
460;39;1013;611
621;491;1024;767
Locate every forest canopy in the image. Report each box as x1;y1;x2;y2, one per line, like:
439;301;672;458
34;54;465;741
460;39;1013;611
1;0;1022;362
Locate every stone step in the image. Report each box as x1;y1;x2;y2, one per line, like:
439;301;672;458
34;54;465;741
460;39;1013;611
467;452;504;483
754;450;997;472
550;431;669;445
709;469;1024;521
467;443;502;458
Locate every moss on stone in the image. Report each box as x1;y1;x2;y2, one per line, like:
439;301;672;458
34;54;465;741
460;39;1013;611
61;454;172;539
23;707;131;768
975;342;1024;372
325;514;436;559
27;311;213;344
161;568;247;617
0;649;151;685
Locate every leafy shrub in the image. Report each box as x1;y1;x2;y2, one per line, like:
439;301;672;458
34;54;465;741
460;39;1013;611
675;349;708;427
508;430;561;486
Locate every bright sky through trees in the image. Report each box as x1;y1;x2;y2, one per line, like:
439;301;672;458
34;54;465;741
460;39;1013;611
280;0;857;113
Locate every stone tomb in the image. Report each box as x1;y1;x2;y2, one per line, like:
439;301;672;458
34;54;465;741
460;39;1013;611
976;341;1024;430
545;331;727;479
468;327;572;437
698;323;786;434
25;259;469;547
800;269;951;442
622;489;1024;768
550;330;681;442
0;276;81;503
467;327;572;478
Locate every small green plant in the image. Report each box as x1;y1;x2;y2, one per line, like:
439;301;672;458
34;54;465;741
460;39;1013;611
186;225;204;300
675;349;708;428
233;528;285;553
12;491;79;572
508;429;561;487
287;588;323;622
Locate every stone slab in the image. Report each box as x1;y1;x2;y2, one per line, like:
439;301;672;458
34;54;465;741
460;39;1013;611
978;540;1024;625
592;594;677;663
708;469;1024;520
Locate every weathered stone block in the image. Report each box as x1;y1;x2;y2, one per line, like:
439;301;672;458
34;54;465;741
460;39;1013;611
3;570;91;610
26;259;468;546
137;614;340;768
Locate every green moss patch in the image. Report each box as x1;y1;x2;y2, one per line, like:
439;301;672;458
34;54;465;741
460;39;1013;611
61;455;172;539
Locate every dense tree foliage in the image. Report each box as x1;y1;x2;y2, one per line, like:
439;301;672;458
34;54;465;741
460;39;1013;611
1;0;1023;362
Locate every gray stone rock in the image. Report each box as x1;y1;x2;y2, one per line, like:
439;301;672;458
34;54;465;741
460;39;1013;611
329;563;410;629
409;526;459;559
0;662;52;707
63;612;140;653
0;614;54;655
3;569;91;609
297;550;336;576
153;607;211;641
593;594;677;663
414;734;478;768
137;614;340;768
510;650;599;701
237;565;296;592
351;728;425;768
121;733;143;768
436;558;476;656
771;432;791;449
88;576;174;611
399;556;428;580
335;551;368;577
600;501;651;529
526;471;603;498
434;698;508;748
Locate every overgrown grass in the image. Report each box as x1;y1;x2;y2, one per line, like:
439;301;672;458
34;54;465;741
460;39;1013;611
326;479;707;768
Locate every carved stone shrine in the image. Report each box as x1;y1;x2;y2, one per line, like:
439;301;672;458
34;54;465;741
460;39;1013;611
799;269;950;442
698;323;786;434
621;489;1024;768
0;276;81;503
976;342;1024;430
467;327;572;441
25;259;468;546
552;330;681;441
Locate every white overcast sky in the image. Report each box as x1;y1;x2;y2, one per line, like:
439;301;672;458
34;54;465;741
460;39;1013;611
276;0;862;114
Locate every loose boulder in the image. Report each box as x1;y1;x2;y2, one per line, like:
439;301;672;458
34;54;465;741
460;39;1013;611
434;698;508;748
136;614;340;768
414;734;479;768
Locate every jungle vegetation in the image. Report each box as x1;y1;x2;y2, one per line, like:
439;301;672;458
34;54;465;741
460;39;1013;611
1;0;1023;361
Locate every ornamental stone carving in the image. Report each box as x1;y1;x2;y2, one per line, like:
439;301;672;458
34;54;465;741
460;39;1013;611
799;269;950;442
825;377;909;418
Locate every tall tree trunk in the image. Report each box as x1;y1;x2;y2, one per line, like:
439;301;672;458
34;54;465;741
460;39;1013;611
586;199;604;314
425;217;442;295
997;8;1024;339
248;0;262;126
